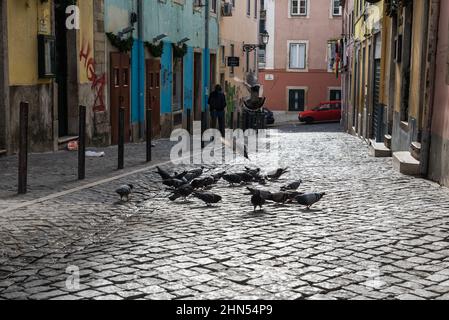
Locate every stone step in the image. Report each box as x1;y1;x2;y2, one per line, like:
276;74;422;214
384;134;392;150
410;141;421;161
369;140;392;158
393;151;421;176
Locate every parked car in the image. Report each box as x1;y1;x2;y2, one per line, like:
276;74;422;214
298;101;342;124
262;107;275;125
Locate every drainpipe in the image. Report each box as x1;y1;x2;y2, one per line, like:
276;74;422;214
420;0;441;178
137;0;145;138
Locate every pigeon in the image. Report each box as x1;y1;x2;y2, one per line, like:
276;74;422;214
169;184;194;201
286;191;304;202
267;167;289;181
281;180;303;191
212;171;226;183
191;176;216;189
116;184;134;202
295;192;326;210
270;192;291;204
223;174;243;186
156;166;172;180
246;187;272;201
236;172;255;184
173;171;188;180
193;192;222;206
163;178;188;189
184;167;205;182
251;190;266;212
245;167;261;177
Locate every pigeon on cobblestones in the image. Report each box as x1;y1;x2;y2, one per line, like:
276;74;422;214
116;184;134;202
212;171;226;183
163;178;188;189
169;184;194;201
236;172;255;184
270;192;291;204
281;180;303;191
266;167;289;181
156;166;173;180
193;192;222;206
251;190;266;212
223;174;243;186
191;176;215;190
184;167;205;182
295;192;326;210
246;187;272;201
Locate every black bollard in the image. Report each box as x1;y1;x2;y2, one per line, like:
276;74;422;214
18;102;29;194
78;105;86;180
187;108;192;135
118;107;125;170
146;108;152;162
237;112;241;129
201;111;206;149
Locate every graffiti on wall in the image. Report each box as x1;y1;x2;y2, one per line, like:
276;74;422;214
80;40;106;112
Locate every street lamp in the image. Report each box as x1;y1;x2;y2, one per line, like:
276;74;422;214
243;31;270;52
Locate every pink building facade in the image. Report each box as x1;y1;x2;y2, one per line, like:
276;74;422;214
259;0;343;118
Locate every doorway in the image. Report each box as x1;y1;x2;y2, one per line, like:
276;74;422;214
288;89;306;112
146;59;161;137
55;0;69;137
193;52;202;121
110;52;131;145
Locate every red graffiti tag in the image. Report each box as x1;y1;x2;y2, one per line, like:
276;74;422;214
80;41;106;112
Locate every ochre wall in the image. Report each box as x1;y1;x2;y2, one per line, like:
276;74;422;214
7;0;52;86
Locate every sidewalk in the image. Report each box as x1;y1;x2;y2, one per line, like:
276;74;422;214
0;139;177;212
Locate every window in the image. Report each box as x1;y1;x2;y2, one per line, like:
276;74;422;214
173;57;183;111
330;89;342;101
289;42;307;69
211;0;217;13
247;0;251;16
332;0;342;16
288;89;306;111
291;0;307;16
220;45;226;66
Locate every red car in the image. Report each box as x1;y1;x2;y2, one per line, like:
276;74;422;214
298;101;342;124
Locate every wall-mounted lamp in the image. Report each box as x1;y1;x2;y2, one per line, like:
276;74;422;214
153;34;168;43
243;31;270;53
177;38;190;46
118;26;135;39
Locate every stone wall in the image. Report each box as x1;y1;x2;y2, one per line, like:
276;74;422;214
0;0;9;153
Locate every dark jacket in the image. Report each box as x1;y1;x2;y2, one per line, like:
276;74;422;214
208;90;227;112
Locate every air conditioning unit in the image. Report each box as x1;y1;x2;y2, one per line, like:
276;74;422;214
222;2;233;16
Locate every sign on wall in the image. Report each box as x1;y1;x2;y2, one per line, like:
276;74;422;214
227;57;240;67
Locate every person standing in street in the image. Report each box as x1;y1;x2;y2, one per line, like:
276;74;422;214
208;85;227;137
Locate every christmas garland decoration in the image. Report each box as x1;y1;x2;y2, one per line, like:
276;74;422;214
172;43;188;58
106;32;134;53
145;41;164;57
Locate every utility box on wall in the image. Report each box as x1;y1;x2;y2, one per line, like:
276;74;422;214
38;34;56;79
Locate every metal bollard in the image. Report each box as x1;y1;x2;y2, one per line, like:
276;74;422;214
118;107;125;170
146;108;152;162
201;111;206;149
18;102;29;194
78;105;86;180
187;108;192;135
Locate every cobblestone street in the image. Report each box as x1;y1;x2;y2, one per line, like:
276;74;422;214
1;123;449;300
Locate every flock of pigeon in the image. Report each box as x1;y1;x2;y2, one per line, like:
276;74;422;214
116;165;326;212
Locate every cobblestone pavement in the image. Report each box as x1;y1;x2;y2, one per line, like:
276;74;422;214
1;123;449;300
0;139;177;212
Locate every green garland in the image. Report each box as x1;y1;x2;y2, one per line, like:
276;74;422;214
145;41;164;57
106;32;134;53
172;43;188;58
